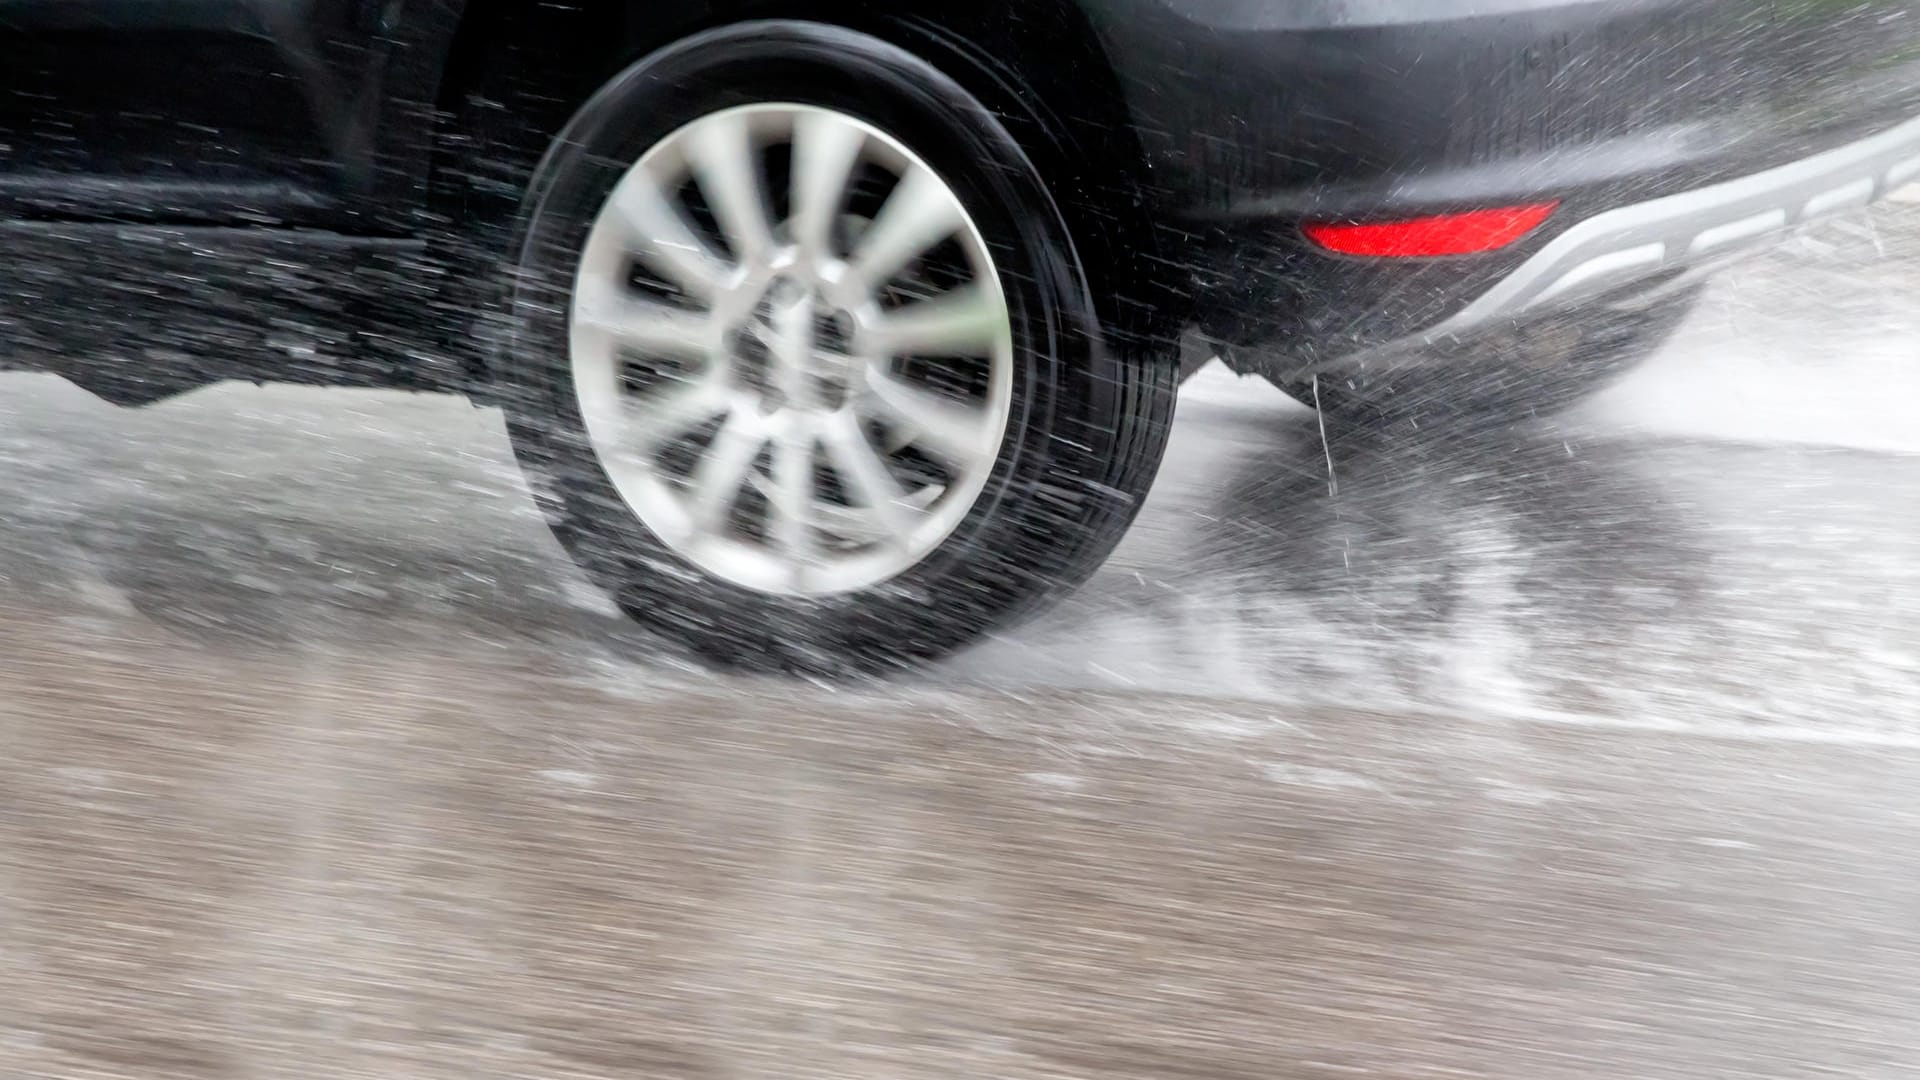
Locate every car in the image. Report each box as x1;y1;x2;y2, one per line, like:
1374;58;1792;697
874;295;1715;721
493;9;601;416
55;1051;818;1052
2;1;1916;671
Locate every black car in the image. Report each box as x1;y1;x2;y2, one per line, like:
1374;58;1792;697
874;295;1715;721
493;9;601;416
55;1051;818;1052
2;1;1916;669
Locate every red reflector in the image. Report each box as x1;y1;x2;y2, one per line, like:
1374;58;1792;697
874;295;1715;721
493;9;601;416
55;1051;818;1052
1302;202;1559;257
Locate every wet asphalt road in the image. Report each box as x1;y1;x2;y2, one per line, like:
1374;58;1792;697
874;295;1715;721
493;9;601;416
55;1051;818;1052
0;200;1917;1078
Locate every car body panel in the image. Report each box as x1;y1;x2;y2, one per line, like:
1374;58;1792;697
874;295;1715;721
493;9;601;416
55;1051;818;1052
0;0;1916;396
0;0;466;229
1073;0;1920;371
1082;0;1920;218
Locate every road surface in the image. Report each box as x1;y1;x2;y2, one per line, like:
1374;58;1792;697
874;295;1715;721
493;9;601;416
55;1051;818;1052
0;200;1916;1078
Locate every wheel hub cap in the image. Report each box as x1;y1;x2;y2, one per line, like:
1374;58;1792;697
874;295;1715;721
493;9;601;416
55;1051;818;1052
568;103;1015;597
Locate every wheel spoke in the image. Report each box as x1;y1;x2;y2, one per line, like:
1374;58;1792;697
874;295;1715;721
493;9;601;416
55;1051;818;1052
766;288;816;406
625;370;731;452
685;110;774;266
789;111;866;262
846;164;964;292
864;367;995;472
769;428;817;569
606;172;726;301
574;284;715;359
685;408;767;535
822;411;913;540
868;283;1004;357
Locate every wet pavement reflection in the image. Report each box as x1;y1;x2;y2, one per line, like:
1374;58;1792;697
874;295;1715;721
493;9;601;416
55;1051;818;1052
0;203;1917;1077
957;372;1920;735
5;632;1920;1079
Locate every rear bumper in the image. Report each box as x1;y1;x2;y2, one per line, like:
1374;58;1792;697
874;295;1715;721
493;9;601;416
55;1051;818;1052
1426;110;1920;342
1080;0;1920;372
1201;111;1920;378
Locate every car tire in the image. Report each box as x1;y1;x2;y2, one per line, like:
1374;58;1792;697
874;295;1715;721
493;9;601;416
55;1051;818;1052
494;21;1176;673
1277;286;1702;425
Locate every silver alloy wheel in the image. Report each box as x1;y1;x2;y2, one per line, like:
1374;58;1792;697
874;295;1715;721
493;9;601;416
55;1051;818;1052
569;103;1016;598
